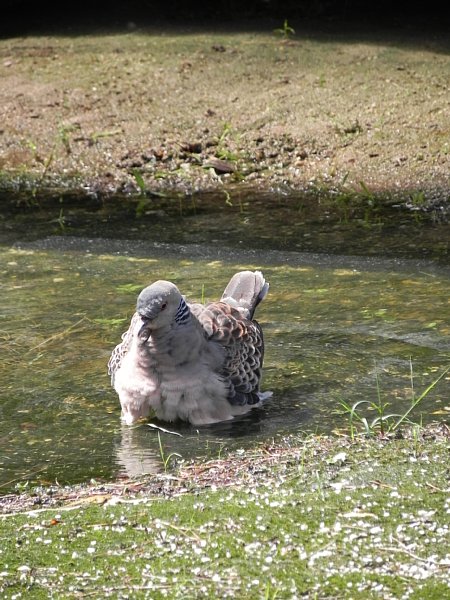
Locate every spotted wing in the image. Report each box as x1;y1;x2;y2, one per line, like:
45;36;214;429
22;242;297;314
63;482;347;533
191;301;264;406
107;312;140;384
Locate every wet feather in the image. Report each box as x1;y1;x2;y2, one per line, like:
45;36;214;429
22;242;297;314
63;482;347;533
108;271;270;425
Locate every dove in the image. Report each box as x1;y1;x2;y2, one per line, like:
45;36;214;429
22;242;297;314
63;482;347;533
108;270;269;425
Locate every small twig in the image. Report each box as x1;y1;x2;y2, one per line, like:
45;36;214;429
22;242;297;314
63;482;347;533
75;584;172;597
0;466;49;489
425;482;447;493
369;480;398;490
1;504;82;519
157;519;204;543
147;423;183;437
381;540;446;566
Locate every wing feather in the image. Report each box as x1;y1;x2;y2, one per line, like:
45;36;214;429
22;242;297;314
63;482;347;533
192;301;264;405
107;313;140;384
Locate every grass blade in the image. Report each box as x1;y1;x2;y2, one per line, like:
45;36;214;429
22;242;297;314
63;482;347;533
392;365;450;431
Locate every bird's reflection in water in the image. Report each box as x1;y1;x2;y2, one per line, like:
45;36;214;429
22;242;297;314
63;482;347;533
113;407;269;478
114;424;163;478
113;388;318;480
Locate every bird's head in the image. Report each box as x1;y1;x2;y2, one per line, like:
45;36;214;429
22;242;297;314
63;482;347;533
136;280;183;336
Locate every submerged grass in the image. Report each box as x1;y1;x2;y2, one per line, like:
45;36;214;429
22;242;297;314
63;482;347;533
338;363;450;439
0;427;448;599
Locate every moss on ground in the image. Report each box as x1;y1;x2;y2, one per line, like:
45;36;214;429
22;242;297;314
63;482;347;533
1;427;448;598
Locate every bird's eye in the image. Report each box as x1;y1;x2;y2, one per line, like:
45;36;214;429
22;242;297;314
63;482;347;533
161;302;167;310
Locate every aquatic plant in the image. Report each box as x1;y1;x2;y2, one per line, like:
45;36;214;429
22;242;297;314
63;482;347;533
338;363;450;439
116;283;145;294
131;168;146;195
48;207;67;232
222;189;244;213
157;431;182;473
409;190;427;207
131;168;150;217
327;177;384;226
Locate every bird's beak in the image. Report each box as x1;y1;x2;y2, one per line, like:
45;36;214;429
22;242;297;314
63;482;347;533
138;316;152;340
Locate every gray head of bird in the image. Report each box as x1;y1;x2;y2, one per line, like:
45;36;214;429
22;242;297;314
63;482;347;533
136;280;182;336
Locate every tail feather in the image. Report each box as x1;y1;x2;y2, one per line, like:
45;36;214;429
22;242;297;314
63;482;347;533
221;270;269;319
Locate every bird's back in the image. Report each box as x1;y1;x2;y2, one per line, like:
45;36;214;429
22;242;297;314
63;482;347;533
192;270;268;406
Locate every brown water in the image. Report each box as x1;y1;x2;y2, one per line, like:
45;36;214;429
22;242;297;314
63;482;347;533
0;191;449;491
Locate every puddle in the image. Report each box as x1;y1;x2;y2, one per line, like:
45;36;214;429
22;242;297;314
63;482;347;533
0;237;449;491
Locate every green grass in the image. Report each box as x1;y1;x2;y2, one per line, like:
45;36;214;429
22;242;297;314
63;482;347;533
273;19;296;40
338;363;450;438
1;430;448;598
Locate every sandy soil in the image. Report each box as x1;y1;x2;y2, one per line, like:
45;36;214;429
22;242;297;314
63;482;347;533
0;23;449;203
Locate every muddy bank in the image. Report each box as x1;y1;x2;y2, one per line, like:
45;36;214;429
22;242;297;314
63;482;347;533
0;22;449;207
1;422;448;515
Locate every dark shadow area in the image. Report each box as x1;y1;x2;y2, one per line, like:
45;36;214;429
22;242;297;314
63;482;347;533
2;0;449;41
2;3;449;61
3;191;449;265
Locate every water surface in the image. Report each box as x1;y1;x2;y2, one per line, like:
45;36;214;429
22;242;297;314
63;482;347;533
0;237;448;491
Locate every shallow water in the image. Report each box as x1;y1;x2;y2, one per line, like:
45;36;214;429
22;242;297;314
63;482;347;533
0;237;449;491
1;190;449;262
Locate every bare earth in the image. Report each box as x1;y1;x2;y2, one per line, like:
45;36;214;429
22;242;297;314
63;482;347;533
0;24;449;201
